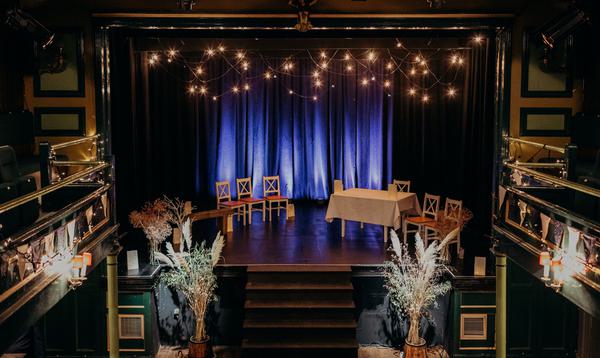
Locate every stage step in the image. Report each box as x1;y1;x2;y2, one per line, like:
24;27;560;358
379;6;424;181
242;265;357;358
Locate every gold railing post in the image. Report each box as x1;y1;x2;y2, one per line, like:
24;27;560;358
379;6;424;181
107;253;119;357
495;253;507;358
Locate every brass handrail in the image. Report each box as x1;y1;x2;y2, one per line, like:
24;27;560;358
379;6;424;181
50;160;105;166
505;137;565;154
0;162;110;215
51;134;101;150
505;162;600;199
514;162;565;168
1;184;112;251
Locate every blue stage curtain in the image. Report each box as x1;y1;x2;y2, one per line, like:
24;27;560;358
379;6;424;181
194;57;393;200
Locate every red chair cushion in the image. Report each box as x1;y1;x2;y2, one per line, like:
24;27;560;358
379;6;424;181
405;216;435;224
265;195;287;201
220;200;245;207
241;197;264;203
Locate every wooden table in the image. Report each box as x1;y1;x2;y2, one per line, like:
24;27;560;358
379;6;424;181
325;188;421;241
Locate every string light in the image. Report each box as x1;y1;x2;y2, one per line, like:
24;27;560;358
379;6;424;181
244;84;250;91
386;62;394;70
409;68;417;76
396;41;402;48
199;86;207;94
320;61;328;69
384;80;391;88
422;69;429;75
283;62;293;71
236;51;245;59
367;51;376;62
450;54;459;64
414;55;421;63
167;58;172;63
447;87;457;97
218;45;225;52
188;85;196;94
422;94;430;103
312;95;318;101
212;96;217;101
458;57;464;65
313;70;320;78
168;49;177;57
473;35;484;43
241;61;249;71
148;57;157;65
344;53;351;61
320;51;327;58
419;58;427;66
361;78;369;86
151;53;159;61
371;76;376;81
264;72;272;79
408;88;417;96
346;64;353;71
195;66;203;75
314;79;322;87
206;48;215;56
232;86;239;93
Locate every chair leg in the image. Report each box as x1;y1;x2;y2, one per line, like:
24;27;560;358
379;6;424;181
262;202;265;222
403;221;407;244
247;204;252;225
268;201;272;221
360;222;364;229
457;232;461;255
242;205;246;226
284;200;288;220
277;202;280;217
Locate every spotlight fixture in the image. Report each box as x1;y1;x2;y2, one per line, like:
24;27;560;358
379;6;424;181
5;7;55;49
176;0;196;10
538;7;588;50
426;0;446;8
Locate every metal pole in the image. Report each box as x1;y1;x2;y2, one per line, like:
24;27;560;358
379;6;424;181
107;254;119;357
495;253;507;358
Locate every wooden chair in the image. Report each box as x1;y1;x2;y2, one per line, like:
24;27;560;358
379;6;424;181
333;179;344;193
423;198;463;254
402;193;440;244
393;179;411;193
263;176;288;221
215;181;246;226
236;177;265;224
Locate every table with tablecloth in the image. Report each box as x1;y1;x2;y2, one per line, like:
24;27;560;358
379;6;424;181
325;188;421;241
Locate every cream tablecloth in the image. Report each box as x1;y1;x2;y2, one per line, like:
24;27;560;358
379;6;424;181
325;188;421;229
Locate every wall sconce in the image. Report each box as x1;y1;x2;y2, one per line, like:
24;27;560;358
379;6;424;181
68;252;92;289
550;256;564;290
539;251;551;281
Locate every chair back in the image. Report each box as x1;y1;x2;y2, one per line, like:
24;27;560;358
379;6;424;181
422;193;440;220
393;179;411;193
215;181;232;205
333;179;343;193
236;177;253;199
444;198;463;225
263;176;281;197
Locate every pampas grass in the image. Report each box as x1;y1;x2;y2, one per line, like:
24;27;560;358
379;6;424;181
384;230;452;345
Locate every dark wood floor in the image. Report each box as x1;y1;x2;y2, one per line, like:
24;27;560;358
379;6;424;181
211;202;389;266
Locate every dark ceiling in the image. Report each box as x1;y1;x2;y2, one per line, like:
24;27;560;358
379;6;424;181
20;0;566;15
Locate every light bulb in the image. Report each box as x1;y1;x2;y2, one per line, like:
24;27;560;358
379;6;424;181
196;66;203;75
367;51;376;61
188;86;196;94
386;62;394;70
289;90;294;94
199;86;207;94
315;79;322;87
313;95;318;101
206;48;215;56
346;65;353;71
232;86;239;93
321;61;328;69
396;42;402;48
212;96;217;101
218;45;225;52
422;69;429;75
168;49;177;57
244;84;250;91
236;51;245;59
344;53;351;61
313;70;320;78
447;87;457;97
320;51;327;58
408;88;416;96
410;68;417;76
361;78;369;86
422;94;430;103
384;80;391;88
265;72;272;79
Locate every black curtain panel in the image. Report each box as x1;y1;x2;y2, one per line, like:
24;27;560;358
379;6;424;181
111;35;495;246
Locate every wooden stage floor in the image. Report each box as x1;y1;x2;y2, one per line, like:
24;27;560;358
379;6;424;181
200;201;391;266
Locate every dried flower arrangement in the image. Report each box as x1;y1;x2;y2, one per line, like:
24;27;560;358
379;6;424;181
160;233;224;343
384;230;452;348
129;198;173;263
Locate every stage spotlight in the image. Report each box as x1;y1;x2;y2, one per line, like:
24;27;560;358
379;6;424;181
5;7;54;49
538;7;588;50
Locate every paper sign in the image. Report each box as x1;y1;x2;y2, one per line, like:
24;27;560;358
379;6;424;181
474;256;486;276
127;250;139;271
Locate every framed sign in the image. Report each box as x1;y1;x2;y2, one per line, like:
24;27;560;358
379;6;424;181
520;108;571;137
34;30;85;97
521;29;573;98
35;107;86;136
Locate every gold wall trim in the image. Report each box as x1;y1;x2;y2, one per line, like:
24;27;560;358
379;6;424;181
92;12;513;20
461;305;496;309
118;305;145;309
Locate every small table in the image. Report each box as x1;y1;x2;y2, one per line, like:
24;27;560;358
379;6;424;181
325;188;421;241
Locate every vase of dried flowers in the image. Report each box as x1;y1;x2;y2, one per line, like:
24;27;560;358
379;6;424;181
129;199;173;264
160;233;224;358
384;231;452;358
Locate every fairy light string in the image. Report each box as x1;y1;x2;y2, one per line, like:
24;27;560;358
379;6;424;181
145;36;484;102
